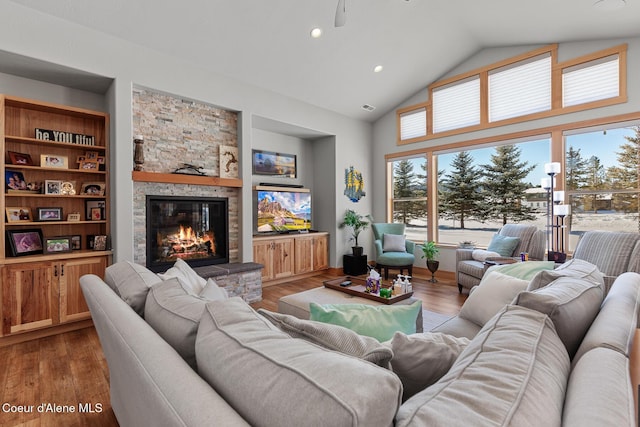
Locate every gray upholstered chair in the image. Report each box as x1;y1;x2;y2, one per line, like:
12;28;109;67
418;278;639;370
572;230;640;292
372;223;415;280
456;224;546;294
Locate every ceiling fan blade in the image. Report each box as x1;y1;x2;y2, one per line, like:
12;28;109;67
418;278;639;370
335;0;346;27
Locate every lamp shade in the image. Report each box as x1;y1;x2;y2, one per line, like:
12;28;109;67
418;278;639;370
553;191;565;203
555;204;571;216
544;162;561;174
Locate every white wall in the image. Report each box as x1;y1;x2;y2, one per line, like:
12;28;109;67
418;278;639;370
372;37;640;272
0;1;373;267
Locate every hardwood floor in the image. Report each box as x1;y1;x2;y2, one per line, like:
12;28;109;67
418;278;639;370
0;270;464;426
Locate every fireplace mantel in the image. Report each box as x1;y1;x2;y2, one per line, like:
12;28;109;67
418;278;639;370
132;171;242;188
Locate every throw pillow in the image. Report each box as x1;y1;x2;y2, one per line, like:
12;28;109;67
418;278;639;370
471;249;501;262
195;298;403;427
199;278;229;301
144;277;208;369
383;234;406;252
486;234;520;257
527;258;604;292
514;276;605;359
258;309;393;367
309;300;422;342
158;259;206;295
104;261;163;316
458;270;529;327
385;332;470;402
491;260;555;281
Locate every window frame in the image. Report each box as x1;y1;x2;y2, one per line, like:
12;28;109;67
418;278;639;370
396;43;627;146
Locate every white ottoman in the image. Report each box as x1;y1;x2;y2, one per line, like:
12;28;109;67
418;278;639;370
278;287;423;333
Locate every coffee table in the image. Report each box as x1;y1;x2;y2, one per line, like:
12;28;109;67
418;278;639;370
323;276;413;305
277;277;423;333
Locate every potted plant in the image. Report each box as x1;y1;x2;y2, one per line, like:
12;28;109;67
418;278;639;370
339;209;372;257
420;241;440;283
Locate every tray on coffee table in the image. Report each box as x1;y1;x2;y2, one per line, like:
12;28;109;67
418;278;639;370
323;276;413;305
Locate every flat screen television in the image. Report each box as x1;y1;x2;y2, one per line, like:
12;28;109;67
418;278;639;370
256;187;311;232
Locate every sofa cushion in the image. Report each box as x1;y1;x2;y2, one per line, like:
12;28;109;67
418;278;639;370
396;305;570;427
458;270;529;327
385;332;470;402
573;272;640;364
514;276;604;359
527;259;604;292
492;260;556;281
257;309;393;367
563;348;635;427
144;278;210;369
104;261;162;316
199;278;229;301
158;258;207;295
196;298;403;427
487;234;520;257
309;300;422;342
383;233;406;252
429;315;481;340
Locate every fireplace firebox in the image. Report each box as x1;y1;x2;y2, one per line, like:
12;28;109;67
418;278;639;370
146;195;229;272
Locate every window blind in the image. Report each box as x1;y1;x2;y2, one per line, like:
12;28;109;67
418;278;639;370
489;54;551;122
563;55;619;107
432;77;480;133
400;107;427;140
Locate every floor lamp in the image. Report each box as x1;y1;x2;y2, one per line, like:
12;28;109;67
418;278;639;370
543;162;567;262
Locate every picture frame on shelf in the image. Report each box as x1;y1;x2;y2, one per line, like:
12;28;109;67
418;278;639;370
67;213;81;222
79;160;99;171
8;151;34;166
36;207;63;221
44;180;62;195
44;236;72;254
80;182;105;196
85;200;105;221
5;207;32;223
60;181;76;195
71;235;81;250
5;170;28;191
76;155;86;164
90;208;102;220
41;154;68;169
85;151;99;160
93;235;108;251
6;229;44;257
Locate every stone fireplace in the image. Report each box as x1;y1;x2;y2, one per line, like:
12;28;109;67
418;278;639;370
145;195;229;273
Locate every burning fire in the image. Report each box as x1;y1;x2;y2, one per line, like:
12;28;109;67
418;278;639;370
157;225;216;261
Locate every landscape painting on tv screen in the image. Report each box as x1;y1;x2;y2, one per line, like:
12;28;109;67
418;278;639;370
257;190;311;232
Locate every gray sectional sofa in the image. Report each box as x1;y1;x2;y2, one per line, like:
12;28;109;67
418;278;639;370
80;260;640;426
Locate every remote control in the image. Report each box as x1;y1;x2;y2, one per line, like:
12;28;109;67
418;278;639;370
340;280;351;287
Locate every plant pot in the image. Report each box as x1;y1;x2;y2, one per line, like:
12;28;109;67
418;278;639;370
426;260;439;283
352;246;363;257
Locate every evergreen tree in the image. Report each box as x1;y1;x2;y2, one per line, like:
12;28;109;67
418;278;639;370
585;155;606;212
392;159;421;224
565;145;590;191
607;127;640;213
439;151;485;229
481;145;537;225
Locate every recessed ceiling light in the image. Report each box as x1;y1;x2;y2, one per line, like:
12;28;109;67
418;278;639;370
593;0;626;10
310;28;323;38
373;65;383;73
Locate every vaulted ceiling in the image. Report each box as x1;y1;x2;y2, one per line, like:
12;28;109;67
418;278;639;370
8;0;640;122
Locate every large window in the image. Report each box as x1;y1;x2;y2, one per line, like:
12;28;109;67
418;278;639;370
436;138;550;246
564;123;640;251
432;77;481;133
389;156;428;242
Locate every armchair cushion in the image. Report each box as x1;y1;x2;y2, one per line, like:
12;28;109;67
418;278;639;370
471;249;501;262
383;233;407;252
487;234;520;257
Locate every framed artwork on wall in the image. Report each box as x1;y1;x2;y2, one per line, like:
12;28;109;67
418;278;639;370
252;149;296;178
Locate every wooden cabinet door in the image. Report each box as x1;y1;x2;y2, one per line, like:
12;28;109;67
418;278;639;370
253;240;274;281
313;234;329;271
294;236;314;275
272;238;294;280
2;262;56;336
58;256;107;323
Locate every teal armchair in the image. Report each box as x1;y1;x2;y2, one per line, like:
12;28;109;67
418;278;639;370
372;223;416;280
